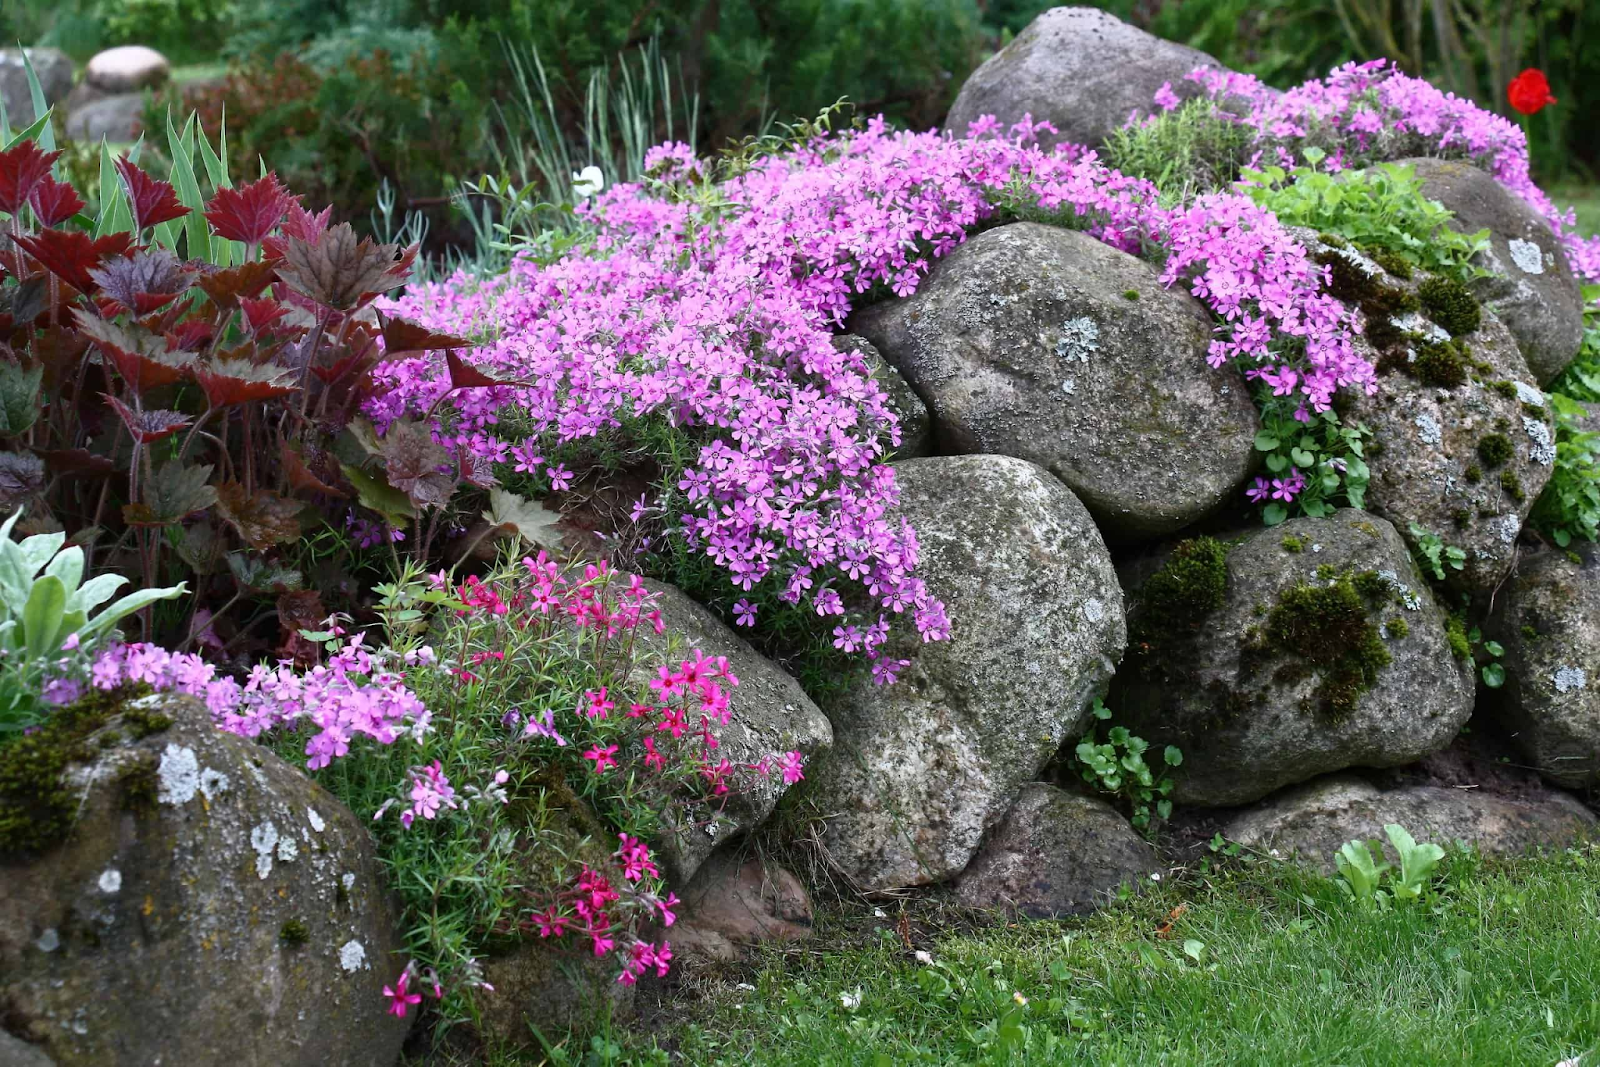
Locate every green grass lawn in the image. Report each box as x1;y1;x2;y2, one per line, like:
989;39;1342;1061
562;841;1600;1067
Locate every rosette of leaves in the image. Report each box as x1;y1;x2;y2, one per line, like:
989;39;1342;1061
0;111;510;655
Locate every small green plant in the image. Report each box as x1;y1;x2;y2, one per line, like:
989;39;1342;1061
1408;522;1467;580
1529;390;1600;547
0;510;186;735
1334;823;1446;911
1252;410;1373;524
1239;150;1490;283
1101;98;1256;198
1075;700;1182;832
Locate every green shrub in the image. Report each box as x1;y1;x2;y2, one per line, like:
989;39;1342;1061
1102;98;1257;197
1530;391;1600;546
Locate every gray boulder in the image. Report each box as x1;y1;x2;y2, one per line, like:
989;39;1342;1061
834;334;933;459
634;579;833;884
807;454;1126;891
1485;544;1600;788
954;784;1160;916
84;46;170;93
1112;509;1475;806
63;94;144;143
1339;312;1554;597
1226;774;1595;873
0;692;410;1067
849;222;1257;540
1402;157;1584;382
0;48;73;127
944;7;1223;152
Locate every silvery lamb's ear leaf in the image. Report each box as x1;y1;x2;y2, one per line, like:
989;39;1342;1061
79;582;187;639
16;530;65;579
67;573;129;616
43;544;83;595
22;573;66;661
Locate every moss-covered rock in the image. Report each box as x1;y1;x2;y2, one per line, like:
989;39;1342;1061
0;692;409;1066
1402;157;1585;383
1112;509;1473;806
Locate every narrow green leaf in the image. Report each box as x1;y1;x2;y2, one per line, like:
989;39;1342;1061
95;139;134;238
3;111;52;150
19;46;54;151
166;109;214;262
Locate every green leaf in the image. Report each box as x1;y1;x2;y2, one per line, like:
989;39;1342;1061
18;46;54;152
68;573;128;616
1253;432;1280;451
79;582;188;640
483;488;565;551
1164;745;1183;767
1483;640;1504;658
340;462;417;526
22;573;66;660
166;109;214;263
0;361;42;436
1481;663;1505;688
1263;503;1288;526
95;139;135;238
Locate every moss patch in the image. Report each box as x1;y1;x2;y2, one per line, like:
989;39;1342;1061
1385;617;1410;639
0;686;155;855
1130;537;1228;679
1281;535;1305;553
1418;275;1481;336
1412;340;1468;387
1499;469;1525;503
1261;569;1393;721
1445;615;1471;660
1477;433;1514;469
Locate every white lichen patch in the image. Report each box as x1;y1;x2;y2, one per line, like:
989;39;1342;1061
1391;311;1452;344
157;744;200;806
1376;569;1422;611
1524;416;1555;465
276;836;299;862
307;808;326;833
36;928;60;952
1330;244;1382;278
1082;597;1104;623
338;939;368;972
1060;378;1076;396
1414;412;1443;447
251;820;279;880
342;872;357;892
1054;316;1100;364
97;869;122;895
1514;380;1544;407
198;767;230;802
1554;666;1587;693
1492;514;1522;544
1508;237;1546;275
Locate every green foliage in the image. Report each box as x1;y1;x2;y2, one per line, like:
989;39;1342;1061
1530;391;1600;547
1240;152;1491;283
1101;98;1256;198
1074;699;1182;832
1128;537;1228;662
1408;522;1467;580
1252;409;1372;525
0;511;185;734
1334;824;1446;911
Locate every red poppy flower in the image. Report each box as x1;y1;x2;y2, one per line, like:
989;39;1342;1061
1507;68;1557;116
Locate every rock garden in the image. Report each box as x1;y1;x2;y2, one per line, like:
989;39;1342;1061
1;5;1599;1065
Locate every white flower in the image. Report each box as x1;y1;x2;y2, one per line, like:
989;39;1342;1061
1150;872;1162;881
872;907;887;919
572;165;605;199
839;987;862;1011
1012;991;1029;1007
914;950;933;965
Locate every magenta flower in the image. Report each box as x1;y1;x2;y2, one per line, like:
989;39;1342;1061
383;970;422;1017
732;599;757;627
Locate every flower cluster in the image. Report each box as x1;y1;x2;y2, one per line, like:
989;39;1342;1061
1181;59;1600;287
524;834;677;987
374;112;1370;642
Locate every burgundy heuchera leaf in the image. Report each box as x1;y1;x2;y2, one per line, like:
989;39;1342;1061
0;141;60;215
13;230;135;294
28;175;86;227
103;394;191;443
115;156;189;231
204;173;297;245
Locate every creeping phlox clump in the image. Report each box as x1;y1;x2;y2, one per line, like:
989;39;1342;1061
1177;59;1600;286
74;553;803;1010
376;112;1370;648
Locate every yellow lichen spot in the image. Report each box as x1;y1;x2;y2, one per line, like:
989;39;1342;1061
201;937;213;950
142;895;154;916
